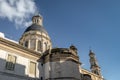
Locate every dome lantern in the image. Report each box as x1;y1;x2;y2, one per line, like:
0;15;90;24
32;14;43;26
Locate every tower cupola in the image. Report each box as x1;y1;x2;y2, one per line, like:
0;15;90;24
19;14;52;54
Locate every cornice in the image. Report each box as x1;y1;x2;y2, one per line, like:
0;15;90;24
21;31;51;41
42;48;81;64
43;48;79;58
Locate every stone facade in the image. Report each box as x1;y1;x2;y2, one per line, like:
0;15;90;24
0;14;104;80
0;37;41;80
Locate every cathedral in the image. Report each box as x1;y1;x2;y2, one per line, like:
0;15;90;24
0;14;104;80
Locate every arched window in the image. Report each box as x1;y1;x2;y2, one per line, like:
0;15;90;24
83;74;92;80
25;41;28;48
38;41;42;52
37;19;39;23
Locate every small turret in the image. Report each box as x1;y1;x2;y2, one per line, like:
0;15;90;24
89;50;101;76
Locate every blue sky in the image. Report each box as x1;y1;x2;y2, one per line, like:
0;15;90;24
0;0;119;80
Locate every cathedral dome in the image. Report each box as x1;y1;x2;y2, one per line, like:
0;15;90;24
24;24;48;34
19;14;52;53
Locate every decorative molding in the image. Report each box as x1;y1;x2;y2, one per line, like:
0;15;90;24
22;31;51;41
0;38;41;59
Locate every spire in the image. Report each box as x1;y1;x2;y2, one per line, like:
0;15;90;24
89;50;101;76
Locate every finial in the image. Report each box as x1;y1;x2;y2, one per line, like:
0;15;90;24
89;46;95;54
34;11;42;17
89;47;95;56
89;46;93;53
70;44;75;49
70;44;77;53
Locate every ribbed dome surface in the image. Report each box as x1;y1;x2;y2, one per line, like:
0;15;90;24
24;24;48;34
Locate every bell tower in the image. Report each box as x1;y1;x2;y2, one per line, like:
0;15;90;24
89;50;101;76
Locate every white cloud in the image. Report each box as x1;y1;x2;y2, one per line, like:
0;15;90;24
0;0;37;28
24;21;32;28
